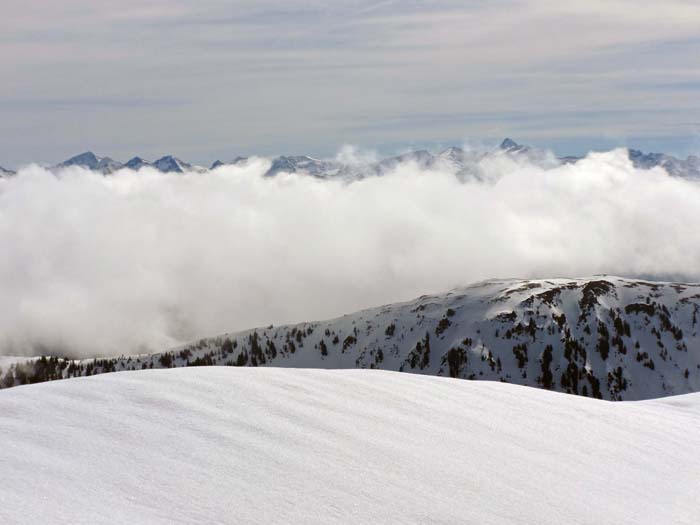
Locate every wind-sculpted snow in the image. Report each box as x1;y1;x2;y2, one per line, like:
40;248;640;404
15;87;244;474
4;276;700;400
0;368;698;523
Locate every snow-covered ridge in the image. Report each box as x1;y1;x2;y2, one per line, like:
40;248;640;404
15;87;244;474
629;148;700;179
0;367;698;523
4;276;700;400
7;138;700;178
53;152;207;174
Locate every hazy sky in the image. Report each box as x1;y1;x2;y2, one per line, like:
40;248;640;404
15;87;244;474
2;0;700;168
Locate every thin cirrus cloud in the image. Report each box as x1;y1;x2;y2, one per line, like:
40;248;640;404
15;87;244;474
1;1;700;167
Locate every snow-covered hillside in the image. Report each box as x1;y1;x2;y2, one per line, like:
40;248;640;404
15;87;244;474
4;276;700;400
0;368;697;524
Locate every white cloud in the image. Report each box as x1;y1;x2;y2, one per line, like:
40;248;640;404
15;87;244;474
1;148;699;357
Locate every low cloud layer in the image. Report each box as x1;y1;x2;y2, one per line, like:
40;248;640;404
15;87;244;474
1;148;698;357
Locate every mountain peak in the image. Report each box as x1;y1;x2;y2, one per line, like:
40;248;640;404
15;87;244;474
499;138;520;150
153;155;191;173
57;152;123;174
211;157;249;170
438;146;467;161
125;157;150;170
62;151;99;166
627;148;700;178
265;155;339;177
440;146;464;154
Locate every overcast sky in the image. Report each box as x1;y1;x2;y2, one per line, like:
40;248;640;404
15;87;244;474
2;0;700;168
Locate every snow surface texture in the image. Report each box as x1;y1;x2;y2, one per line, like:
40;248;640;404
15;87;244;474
0;368;697;524
4;276;699;401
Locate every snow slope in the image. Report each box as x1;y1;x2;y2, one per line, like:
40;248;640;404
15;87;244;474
0;368;697;524
6;276;698;401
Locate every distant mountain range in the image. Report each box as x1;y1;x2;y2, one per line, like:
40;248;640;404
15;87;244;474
54;151;205;174
627;148;700;178
2;139;699;179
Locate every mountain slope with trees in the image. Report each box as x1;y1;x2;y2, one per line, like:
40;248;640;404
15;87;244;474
4;276;700;400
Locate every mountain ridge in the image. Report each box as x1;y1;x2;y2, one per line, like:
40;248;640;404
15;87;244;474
3;274;699;400
4;139;698;178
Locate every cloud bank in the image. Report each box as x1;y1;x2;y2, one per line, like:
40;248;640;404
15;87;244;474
1;148;698;357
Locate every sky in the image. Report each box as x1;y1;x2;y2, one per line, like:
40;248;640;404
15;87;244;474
2;0;700;168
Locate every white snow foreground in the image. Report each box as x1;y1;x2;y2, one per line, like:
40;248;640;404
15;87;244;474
0;368;698;524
